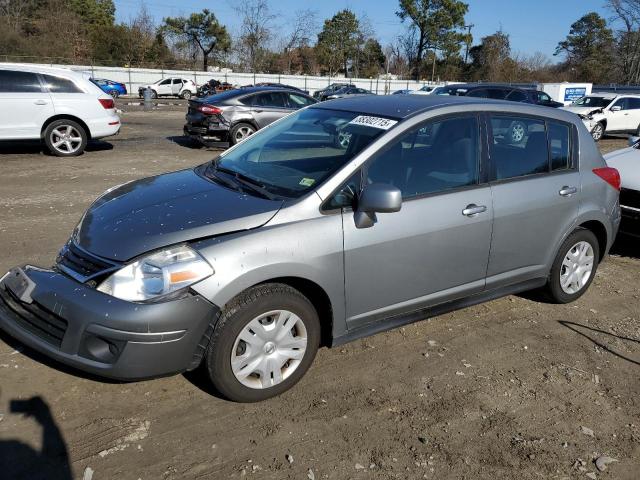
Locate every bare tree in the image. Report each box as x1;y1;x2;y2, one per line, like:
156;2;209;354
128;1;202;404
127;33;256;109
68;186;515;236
282;9;317;73
237;0;276;72
608;0;640;83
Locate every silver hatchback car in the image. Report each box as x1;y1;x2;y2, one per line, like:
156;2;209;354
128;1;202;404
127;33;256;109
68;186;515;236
0;96;621;402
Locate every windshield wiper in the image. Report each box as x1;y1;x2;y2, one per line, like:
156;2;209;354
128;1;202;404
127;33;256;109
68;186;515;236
211;161;278;200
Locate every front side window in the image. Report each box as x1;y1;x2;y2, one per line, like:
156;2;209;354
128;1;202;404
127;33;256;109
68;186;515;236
573;96;613;108
506;90;528;102
253;92;287;108
159;79;171;85
537;92;552;103
206;108;395;198
41;74;83;93
466;89;488;98
287;93;315;108
365;116;480;199
627;98;640;110
0;70;42;93
489;116;548;180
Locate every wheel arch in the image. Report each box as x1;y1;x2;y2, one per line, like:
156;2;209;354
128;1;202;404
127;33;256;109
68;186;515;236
41;115;92;140
232;119;260;132
254;276;334;347
578;219;608;262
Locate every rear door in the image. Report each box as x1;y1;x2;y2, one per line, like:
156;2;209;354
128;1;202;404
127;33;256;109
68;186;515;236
171;78;183;96
251;92;291;128
486;114;580;288
0;69;54;140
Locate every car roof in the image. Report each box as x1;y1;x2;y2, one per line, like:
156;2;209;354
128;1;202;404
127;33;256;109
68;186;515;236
312;94;581;123
0;63;85;79
232;86;309;95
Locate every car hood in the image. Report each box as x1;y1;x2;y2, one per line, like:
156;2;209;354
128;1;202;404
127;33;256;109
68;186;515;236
75;167;283;261
562;105;604;115
604;147;640;189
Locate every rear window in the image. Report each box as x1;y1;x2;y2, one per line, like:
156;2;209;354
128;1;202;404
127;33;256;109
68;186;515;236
41;74;83;93
0;70;41;93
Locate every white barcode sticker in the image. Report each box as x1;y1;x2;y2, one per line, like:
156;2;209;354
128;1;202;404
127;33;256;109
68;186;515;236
348;115;398;130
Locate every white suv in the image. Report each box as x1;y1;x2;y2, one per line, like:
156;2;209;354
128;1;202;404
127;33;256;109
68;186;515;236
0;64;121;157
137;77;197;99
562;93;640;141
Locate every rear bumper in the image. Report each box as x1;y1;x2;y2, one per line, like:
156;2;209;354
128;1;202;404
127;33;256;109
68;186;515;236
183;120;230;147
89;113;121;139
0;266;218;380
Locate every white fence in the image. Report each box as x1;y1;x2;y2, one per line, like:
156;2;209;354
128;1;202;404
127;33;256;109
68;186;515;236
21;63;444;96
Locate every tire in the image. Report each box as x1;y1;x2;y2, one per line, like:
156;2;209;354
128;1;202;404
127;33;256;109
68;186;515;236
508;121;527;144
204;283;321;402
230;122;256;145
150;89;158;99
545;228;600;304
109;89;119;99
181;90;193;100
43;119;88;157
591;122;605;141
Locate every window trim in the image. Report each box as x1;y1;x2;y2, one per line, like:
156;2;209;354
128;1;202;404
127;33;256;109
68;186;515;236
486;112;577;185
0;69;46;93
320;112;485;213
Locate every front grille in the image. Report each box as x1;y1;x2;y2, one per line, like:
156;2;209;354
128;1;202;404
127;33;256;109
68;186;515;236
0;286;68;347
57;242;115;280
620;188;640;209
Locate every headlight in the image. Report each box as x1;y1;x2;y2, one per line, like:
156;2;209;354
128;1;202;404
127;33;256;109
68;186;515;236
97;245;213;302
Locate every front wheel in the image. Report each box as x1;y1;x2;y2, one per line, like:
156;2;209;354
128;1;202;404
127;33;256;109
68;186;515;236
43;119;88;157
204;283;321;402
545;228;599;303
591;122;605;141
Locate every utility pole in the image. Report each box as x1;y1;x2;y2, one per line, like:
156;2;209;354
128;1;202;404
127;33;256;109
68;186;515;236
464;24;474;63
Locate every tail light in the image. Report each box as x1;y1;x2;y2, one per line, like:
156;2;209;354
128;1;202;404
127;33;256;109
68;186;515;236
593;167;621;191
99;98;115;109
198;104;222;115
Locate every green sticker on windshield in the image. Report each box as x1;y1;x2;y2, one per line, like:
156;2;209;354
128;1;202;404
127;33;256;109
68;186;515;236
299;177;316;187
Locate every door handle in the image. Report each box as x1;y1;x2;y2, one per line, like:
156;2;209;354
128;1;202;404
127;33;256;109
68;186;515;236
254;109;263;113
462;204;487;217
34;100;48;105
559;186;577;197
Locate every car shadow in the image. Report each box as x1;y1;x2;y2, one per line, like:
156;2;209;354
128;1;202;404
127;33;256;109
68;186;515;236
0;395;72;480
0;140;113;156
182;364;228;401
610;233;639;259
166;135;203;149
558;320;640;367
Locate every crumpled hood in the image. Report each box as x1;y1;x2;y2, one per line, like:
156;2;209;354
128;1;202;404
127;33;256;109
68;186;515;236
561;105;603;116
604;147;640;189
75;167;283;261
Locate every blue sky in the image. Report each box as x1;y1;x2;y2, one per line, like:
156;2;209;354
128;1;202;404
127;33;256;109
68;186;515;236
114;0;611;60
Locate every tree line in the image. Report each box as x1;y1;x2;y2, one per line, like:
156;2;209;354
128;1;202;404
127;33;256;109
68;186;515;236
2;0;640;84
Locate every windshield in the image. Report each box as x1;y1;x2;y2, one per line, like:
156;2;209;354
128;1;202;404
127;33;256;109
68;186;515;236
573;96;613;108
207;108;397;198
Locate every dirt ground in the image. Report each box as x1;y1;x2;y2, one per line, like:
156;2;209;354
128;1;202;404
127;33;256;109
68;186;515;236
0;104;638;480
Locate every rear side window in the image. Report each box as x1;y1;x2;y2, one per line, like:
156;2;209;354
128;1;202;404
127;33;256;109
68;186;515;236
487;89;508;100
41;74;83;93
172;78;183;85
466;89;488;98
489;116;548;180
0;70;41;93
548;122;571;171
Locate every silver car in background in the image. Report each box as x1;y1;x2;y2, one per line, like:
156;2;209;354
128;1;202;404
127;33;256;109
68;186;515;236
0;95;621;402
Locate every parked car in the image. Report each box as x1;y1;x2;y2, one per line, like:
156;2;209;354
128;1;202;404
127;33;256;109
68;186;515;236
448;83;563;107
392;89;412;95
252;82;309;94
184;86;317;146
0;95;620;402
409;85;439;95
324;86;375;100
92;78;127;98
562;93;640;141
604;140;640;237
313;83;355;100
0;64;120;156
137;77;197;99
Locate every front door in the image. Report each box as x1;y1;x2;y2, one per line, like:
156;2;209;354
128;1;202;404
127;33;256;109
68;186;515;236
0;70;54;140
155;78;172;96
486;114;580;287
341;115;493;328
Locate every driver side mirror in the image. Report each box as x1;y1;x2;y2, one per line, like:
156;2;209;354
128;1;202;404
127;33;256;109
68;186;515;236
611;105;622;112
354;183;402;229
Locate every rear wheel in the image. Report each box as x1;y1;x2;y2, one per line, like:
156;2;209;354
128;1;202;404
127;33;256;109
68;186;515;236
181;90;193;100
508;121;527;144
591;122;605;141
545;228;599;303
43;119;88;157
230;122;256;145
204;283;320;402
109;89;119;99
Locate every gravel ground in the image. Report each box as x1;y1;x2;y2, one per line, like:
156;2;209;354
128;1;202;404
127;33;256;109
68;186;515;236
0;106;638;480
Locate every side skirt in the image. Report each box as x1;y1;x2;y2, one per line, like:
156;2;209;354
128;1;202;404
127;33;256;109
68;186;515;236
330;277;547;347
